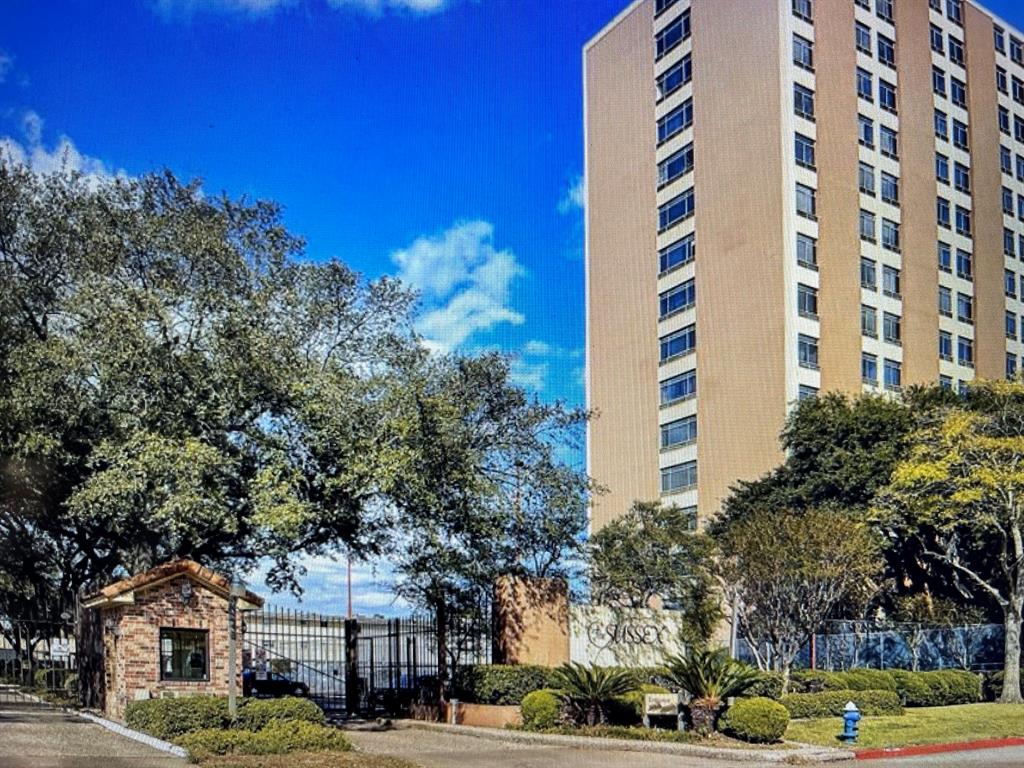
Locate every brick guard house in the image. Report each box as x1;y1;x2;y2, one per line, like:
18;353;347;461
82;559;264;720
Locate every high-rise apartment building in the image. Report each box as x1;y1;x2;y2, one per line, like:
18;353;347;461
585;0;1024;530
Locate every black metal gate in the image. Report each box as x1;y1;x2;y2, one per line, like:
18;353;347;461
0;616;77;709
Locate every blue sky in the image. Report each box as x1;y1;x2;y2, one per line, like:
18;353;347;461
5;0;1024;614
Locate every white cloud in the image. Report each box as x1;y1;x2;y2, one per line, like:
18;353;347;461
509;358;548;391
327;0;451;12
152;0;293;17
558;174;585;214
0;51;12;83
1;110;116;182
392;220;525;352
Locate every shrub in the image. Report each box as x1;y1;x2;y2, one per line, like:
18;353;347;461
177;721;351;761
63;673;79;696
789;670;830;693
520;689;563;731
125;696;230;740
831;669;897;692
742;672;784;700
551;664;638;726
33;668;67;690
890;670;931;706
233;697;324;731
887;669;980;707
453;665;554;706
719;697;790;743
606;684;671;726
780;689;903;719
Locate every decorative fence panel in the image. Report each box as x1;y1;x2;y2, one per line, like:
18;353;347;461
0;616;78;709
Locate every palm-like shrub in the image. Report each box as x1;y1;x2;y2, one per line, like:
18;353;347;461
550;663;637;726
662;648;762;734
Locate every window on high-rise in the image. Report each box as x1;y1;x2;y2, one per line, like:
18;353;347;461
933;67;947;96
957;292;973;323
939;286;953;316
658;188;695;231
862;353;878;385
883;312;901;345
952;120;968;150
998;67;1009;94
883;264;900;297
956;249;972;280
931;25;945;54
655;10;690;60
661;460;697;493
792;0;812;23
1009;353;1018;379
879;79;897;113
953;163;970;193
938;242;952;272
884;359;902;391
950;77;967;108
660;369;696;404
660;324;696;361
861;305;878;338
946;0;962;25
856;22;872;55
958;337;974;368
794;34;814;71
878;36;895;69
857;68;874;101
797;233;817;269
876;0;894;24
798;334;819;369
939;331;953;361
661;415;696;449
657;143;694;188
949;37;965;66
882;219;900;252
955;206;971;236
995;25;1007;54
880;126;898;158
794;84;815;120
798;283;818;318
860;114;875;146
657;99;692;144
859;162;876;195
881;172;899;205
659;279;695;318
796;183;817;219
860;209;876;241
1007;311;1018;340
656;55;692;100
937;197;951;228
861;257;877;290
659;233;695;274
795;133;816;169
936;153;950;183
935;109;948;140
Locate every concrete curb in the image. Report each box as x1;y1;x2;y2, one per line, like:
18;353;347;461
855;736;1024;761
77;711;189;759
395;719;854;763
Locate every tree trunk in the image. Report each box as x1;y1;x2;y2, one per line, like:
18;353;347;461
780;661;792;697
1000;602;1023;704
689;698;720;735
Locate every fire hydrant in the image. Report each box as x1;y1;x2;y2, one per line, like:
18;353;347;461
840;701;862;744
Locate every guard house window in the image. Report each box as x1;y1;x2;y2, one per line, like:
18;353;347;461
657;99;693;144
878;36;896;69
792;0;812;23
160;628;208;681
661;460;697;493
794;84;815;120
857;68;873;101
655;11;690;60
856;23;872;55
659;233;695;273
880;126;898;158
794;34;814;71
795;133;816;169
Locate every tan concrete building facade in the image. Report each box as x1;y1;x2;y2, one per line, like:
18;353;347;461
586;0;1024;530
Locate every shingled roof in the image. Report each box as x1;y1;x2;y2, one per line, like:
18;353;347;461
82;559;264;609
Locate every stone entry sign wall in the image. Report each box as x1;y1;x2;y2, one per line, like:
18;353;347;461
569;605;688;667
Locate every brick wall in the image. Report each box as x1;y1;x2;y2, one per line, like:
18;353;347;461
102;575;243;720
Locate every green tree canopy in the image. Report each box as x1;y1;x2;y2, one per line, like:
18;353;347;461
875;379;1024;703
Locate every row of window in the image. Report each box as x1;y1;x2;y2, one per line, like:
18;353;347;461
861;305;903;345
861;353;903;390
938;332;975;367
928;0;963;27
658;187;695;232
1006;310;1024;340
995;67;1024;105
655;9;690;61
936;242;973;280
936;153;970;193
657;53;692;101
932;66;967;109
859;161;899;205
661;459;696;493
858;67;898;114
999;146;1024;184
993;23;1024;67
934;109;968;149
661;414;696;449
938;284;974;321
660;323;695;362
1004;228;1024;261
659;278;694;319
854;0;895;27
659;232;695;274
860;257;902;295
856;22;895;70
660;368;696;405
997;106;1024;145
930;24;965;67
859;114;899;158
657;98;693;145
936;197;972;236
1001;186;1024;222
859;209;901;252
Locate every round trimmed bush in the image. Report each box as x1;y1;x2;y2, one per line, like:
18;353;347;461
521;689;562;731
719;697;789;743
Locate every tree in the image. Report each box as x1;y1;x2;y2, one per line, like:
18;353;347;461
588;501;721;647
875;380;1024;704
716;507;883;694
382;353;590;700
0;164;415;608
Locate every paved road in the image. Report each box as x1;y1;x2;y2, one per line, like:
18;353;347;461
0;695;186;768
347;726;1024;768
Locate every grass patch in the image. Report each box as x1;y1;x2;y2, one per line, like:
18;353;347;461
199;751;419;768
518;725;792;750
785;703;1024;749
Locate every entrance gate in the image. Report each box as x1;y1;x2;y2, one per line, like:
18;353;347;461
0;616;77;709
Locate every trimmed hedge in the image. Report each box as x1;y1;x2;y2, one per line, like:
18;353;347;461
126;697;230;740
521;689;563;731
719;697;789;744
889;669;980;707
125;696;326;741
233;697;324;731
606;684;671;726
176;720;351;761
743;672;784;700
780;689;903;719
453;665;555;706
823;670;897;692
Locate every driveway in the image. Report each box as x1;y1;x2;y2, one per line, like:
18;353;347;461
0;693;186;768
346;726;1024;768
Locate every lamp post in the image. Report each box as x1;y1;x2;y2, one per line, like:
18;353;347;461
228;575;246;718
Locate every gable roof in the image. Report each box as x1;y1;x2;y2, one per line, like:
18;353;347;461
82;559;264;610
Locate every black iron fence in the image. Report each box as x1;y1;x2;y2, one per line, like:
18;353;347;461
243;606;491;715
0;616;78;709
738;620;1005;673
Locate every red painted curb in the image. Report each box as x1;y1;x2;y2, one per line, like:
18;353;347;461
855;736;1024;760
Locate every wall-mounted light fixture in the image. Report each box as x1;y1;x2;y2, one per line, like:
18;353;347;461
180;580;194;605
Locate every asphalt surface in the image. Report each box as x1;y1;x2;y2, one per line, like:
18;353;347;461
0;693;186;768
